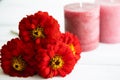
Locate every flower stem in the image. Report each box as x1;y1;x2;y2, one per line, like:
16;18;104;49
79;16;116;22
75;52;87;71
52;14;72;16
10;30;19;36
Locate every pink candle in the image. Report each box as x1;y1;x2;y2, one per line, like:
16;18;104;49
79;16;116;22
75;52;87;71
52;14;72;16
96;0;120;43
64;3;100;52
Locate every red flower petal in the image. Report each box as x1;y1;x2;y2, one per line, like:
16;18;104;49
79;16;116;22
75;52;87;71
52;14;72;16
0;38;36;77
36;43;76;78
19;11;61;45
60;32;82;62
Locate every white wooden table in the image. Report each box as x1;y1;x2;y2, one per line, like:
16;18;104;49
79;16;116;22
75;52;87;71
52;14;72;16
0;0;120;80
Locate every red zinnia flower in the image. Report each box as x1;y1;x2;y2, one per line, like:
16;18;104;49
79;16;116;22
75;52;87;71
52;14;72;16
19;11;61;44
0;38;36;77
60;32;82;62
35;43;76;78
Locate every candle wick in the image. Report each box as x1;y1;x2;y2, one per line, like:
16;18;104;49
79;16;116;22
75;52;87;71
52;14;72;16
80;3;82;8
111;0;114;3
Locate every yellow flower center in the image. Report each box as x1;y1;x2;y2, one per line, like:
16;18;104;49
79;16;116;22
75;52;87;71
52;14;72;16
69;44;76;55
12;56;26;71
32;27;45;38
50;56;64;70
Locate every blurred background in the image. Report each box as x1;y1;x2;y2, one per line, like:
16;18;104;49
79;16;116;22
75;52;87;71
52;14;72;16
0;0;95;33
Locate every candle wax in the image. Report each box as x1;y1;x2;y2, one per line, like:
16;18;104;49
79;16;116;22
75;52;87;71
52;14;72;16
64;3;100;52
